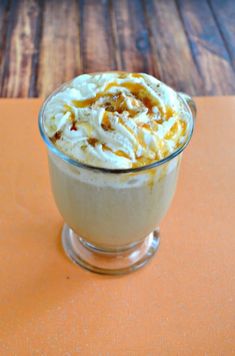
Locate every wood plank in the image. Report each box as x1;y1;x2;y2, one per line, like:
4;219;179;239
208;0;235;69
0;0;42;97
78;0;116;73
111;0;159;76
0;0;234;98
176;0;235;95
37;0;81;97
0;0;10;70
144;0;201;96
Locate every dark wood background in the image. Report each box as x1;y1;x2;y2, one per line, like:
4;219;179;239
0;0;234;98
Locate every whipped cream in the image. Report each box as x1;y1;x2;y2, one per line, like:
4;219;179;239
44;72;190;169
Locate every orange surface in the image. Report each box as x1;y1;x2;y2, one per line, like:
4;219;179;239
0;97;235;355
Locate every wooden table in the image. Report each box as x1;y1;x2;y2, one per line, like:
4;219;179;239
0;0;234;97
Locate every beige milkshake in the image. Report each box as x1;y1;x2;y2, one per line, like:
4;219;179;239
39;72;194;273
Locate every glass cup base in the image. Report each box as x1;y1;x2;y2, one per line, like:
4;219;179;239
62;224;160;275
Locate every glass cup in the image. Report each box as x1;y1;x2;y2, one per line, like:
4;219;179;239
39;86;196;275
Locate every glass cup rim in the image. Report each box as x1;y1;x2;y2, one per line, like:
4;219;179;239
38;79;195;174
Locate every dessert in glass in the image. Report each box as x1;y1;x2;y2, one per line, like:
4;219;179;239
39;72;196;275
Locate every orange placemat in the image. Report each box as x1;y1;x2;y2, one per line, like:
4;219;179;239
0;97;234;355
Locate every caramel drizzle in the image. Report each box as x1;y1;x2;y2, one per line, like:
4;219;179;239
51;130;62;143
89;140;131;160
131;73;143;78
101;112;113;131
70;122;77;131
103;144;130;160
59;78;187;167
87;137;99;147
72;81;163;116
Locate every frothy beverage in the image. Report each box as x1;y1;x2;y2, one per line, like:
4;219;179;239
48;152;180;248
40;72;194;272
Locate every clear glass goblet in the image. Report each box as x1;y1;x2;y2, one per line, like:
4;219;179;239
39;89;196;275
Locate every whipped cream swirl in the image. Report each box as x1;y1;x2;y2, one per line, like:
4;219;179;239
44;72;190;169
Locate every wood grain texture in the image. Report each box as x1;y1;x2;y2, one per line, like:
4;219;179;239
37;0;81;97
176;0;235;95
0;0;42;97
145;0;202;94
79;0;116;73
208;0;235;69
0;0;10;70
111;0;158;76
0;0;234;97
